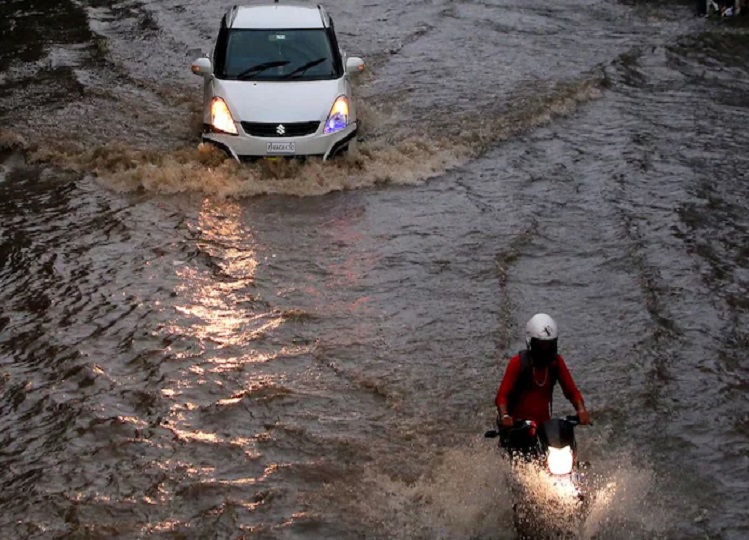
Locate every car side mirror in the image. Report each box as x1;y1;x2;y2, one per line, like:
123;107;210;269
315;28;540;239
191;57;213;77
346;57;365;75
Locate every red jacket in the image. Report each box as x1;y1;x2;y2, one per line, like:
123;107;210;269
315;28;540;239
495;353;583;425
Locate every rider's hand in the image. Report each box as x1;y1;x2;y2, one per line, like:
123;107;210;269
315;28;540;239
577;409;590;425
501;414;514;428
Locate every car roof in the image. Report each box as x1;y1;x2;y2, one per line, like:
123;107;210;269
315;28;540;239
229;3;329;30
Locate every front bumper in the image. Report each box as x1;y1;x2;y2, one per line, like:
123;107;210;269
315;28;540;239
203;121;357;162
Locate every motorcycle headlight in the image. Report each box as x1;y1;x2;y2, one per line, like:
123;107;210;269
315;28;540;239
210;97;238;135
547;445;573;475
324;96;349;134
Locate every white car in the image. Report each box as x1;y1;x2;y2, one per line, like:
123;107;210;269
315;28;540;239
191;1;364;161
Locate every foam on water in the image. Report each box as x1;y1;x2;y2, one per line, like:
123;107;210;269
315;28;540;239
315;434;671;539
14;76;604;198
316;439;515;539
511;451;669;539
578;452;670;539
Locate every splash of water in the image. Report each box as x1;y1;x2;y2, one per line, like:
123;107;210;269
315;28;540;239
329;439;516;540
12;75;605;198
579;452;669;539
316;434;670;539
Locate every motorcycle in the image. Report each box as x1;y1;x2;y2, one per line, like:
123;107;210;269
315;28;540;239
485;415;590;539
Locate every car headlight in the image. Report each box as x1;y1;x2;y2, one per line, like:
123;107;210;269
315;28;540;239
210;97;237;135
547;446;574;475
324;96;349;134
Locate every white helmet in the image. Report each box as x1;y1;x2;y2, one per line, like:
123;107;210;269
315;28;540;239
525;314;558;365
525;313;558;343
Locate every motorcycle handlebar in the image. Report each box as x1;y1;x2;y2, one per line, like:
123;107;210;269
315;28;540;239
486;416;592;438
508;418;590;429
484;419;532;439
565;415;593;427
505;420;536;433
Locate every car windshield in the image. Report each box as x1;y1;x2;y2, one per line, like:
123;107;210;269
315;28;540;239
220;29;337;81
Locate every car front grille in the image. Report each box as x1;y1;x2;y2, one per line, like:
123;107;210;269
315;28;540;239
240;121;320;137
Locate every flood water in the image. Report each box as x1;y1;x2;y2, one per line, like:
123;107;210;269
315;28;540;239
1;0;748;538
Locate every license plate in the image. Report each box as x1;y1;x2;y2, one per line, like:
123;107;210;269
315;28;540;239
266;142;295;155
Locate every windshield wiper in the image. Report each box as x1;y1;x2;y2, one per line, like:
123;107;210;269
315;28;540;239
236;60;289;80
281;57;327;79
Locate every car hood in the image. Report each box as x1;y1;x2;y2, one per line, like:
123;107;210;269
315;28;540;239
214;79;345;123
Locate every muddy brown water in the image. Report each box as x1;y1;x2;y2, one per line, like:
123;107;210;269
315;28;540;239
1;0;748;538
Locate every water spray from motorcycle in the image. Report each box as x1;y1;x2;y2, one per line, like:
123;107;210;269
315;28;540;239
485;415;591;538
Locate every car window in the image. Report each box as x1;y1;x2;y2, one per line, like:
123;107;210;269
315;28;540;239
220;29;338;81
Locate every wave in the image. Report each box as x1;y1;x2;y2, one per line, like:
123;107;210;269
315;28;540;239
13;73;605;198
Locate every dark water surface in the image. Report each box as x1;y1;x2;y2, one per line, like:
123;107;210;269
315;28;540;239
1;0;748;538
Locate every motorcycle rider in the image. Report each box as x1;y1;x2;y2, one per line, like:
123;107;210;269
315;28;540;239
495;314;590;432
